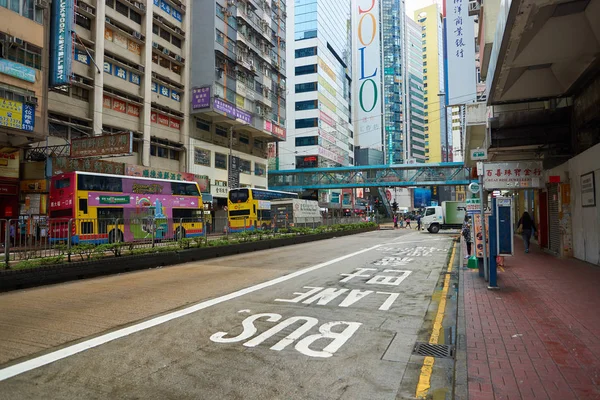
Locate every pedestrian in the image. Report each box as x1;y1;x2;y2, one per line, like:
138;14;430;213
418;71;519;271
9;223;15;247
462;215;472;258
516;211;536;253
405;217;412;229
416;214;422;231
393;215;398;229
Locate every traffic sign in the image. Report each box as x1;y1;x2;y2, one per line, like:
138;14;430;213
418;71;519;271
468;182;480;194
471;148;488;160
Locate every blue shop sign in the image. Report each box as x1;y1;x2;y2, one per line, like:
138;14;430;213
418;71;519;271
0;59;36;83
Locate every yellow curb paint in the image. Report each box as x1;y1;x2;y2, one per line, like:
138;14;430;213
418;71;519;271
415;243;456;399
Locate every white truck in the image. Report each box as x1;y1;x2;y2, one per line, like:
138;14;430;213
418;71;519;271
422;201;466;233
271;199;321;229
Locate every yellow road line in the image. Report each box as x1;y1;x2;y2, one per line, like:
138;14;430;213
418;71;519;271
415;243;456;399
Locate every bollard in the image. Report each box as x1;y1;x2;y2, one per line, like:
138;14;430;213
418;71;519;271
67;219;73;263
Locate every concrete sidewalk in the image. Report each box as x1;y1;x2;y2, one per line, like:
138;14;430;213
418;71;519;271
461;239;600;400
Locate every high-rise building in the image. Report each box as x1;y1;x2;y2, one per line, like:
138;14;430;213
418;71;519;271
188;0;287;202
405;16;427;164
281;0;353;171
381;0;405;165
0;1;49;220
414;3;445;163
352;0;406;166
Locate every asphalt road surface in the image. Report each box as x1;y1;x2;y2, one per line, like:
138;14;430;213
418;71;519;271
0;229;455;399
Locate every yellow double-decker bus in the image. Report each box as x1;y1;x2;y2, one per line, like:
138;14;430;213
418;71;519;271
227;188;298;232
49;172;203;243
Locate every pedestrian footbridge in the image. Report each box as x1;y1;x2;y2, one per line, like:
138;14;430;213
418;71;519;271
268;162;473;191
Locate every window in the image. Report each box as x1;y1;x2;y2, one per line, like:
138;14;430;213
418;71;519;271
71;86;89;101
239;159;251;174
194;147;211;166
172;36;182;48
115;1;129;17
295;136;318;146
295;118;318;129
171;182;200;196
130;9;141;24
295;100;318;111
78;198;88;214
295;47;317;58
152;24;160;35
75;12;91;30
169;150;180;160
97;208;124;220
296;155;318;168
0;0;42;22
173;208;203;219
196;118;210;132
4;38;42;69
157;147;168;158
295;82;317;93
215;153;227;169
55;178;71;189
425;208;436;216
238;134;250;145
255;163;266;176
295;64;317;76
215;125;228;138
160;29;170;41
229;188;249;202
77;175;123;192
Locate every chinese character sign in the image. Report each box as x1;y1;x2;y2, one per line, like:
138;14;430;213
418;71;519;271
70;132;132;158
445;0;476;105
0;98;35;132
483;161;544;190
191;86;211;109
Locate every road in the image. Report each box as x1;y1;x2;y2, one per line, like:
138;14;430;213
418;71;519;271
0;229;457;399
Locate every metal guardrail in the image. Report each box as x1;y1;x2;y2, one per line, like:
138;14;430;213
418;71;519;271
0;216;369;267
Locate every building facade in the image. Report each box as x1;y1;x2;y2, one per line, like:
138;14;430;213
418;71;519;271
0;1;49;220
405;16;426;164
414;3;445;163
381;0;405;165
186;0;287;205
280;0;353;171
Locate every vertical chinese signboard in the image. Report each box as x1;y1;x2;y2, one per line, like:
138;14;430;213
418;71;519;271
228;156;240;189
445;0;476;105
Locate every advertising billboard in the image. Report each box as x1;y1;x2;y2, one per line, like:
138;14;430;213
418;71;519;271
0;98;34;132
49;0;74;87
354;0;382;150
444;0;476;105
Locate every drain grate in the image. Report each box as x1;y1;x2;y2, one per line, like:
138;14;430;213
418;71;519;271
412;342;454;359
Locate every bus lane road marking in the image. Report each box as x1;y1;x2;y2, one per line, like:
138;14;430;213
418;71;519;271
208;241;451;358
0;243;384;382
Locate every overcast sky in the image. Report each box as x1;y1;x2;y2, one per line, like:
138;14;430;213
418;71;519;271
405;0;441;19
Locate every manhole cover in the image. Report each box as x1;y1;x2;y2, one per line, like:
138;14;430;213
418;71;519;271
412;342;454;359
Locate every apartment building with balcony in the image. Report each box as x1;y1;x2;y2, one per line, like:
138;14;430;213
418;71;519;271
405;15;426;164
280;0;353;175
43;0;190;175
188;0;287;202
0;0;49;219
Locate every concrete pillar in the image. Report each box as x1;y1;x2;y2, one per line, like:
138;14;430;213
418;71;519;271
180;0;191;172
93;0;106;136
141;3;153;167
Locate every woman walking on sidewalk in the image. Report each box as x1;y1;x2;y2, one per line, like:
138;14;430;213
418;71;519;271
462;215;472;258
517;211;536;253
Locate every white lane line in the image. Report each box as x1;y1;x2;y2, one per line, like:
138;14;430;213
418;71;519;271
0;244;382;382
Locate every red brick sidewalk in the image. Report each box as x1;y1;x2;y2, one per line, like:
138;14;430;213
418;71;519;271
463;239;600;400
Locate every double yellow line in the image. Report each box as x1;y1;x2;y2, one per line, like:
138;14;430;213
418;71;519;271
415;244;456;398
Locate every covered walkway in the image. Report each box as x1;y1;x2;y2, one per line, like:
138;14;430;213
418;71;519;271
460;239;600;399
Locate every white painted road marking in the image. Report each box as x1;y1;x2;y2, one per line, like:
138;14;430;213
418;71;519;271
0;244;382;382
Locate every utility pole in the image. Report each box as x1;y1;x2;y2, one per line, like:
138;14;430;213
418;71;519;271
228;126;233;189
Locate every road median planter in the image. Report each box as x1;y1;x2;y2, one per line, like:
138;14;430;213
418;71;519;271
0;226;377;292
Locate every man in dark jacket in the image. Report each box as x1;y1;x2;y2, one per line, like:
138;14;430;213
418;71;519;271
516;212;536;253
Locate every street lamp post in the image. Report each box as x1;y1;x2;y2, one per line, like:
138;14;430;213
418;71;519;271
438;92;449;163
